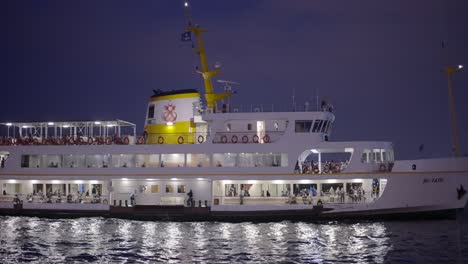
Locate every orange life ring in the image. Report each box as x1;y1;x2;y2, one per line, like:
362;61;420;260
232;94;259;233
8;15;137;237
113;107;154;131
253;135;259;143
105;137;112;145
137;136;144;144
157;136;164;144
242;135;248;143
263;134;270;143
177;136;184;144
197;135;204;143
123;136;130;145
231;135;238;144
221;135;228;144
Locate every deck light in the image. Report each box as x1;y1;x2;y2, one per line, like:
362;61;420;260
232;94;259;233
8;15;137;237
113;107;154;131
94;121;101;125
63;125;70;128
122;178;129;181
196;178;204;180
6;123;12;126
52;180;60;184
184;2;188;7
171;178;178;181
22;125;28;128
311;149;319;153
8;179;16;183
107;124;115;127
48;122;54;126
90;180;98;184
459;65;464;69
166;122;173;126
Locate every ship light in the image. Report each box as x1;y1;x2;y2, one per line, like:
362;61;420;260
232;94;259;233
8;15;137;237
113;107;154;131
247;180;258;184
63;125;70;128
171;178;178;181
184;2;188;7
122;178;129;181
311;149;319;153
52;180;60;184
31;180;38;183
48;122;54;126
146;178;156;181
90;180;99;184
74;180;84;184
94;121;101;125
273;180;284;184
459;65;464;69
6;123;12;126
8;179;16;183
107;124;115;127
196;178;204;180
166;122;174;126
22;125;28;128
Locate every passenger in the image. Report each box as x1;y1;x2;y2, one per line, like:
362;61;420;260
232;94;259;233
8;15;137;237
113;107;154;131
141;162;146;168
216;161;222;167
2;190;6;195
240;188;245;205
85;190;89;197
102;161;108;168
261;190;265;197
1;157;5;168
266;190;271;197
122;163;127;168
160;161;165;167
130;193;135;206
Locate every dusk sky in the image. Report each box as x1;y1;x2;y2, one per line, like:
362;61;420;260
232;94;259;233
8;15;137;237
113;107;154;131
1;0;467;159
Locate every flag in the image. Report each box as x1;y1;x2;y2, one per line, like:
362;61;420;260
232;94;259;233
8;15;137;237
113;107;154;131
181;31;191;42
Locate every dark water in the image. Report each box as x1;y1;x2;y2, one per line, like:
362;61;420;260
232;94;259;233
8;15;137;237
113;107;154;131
1;215;468;263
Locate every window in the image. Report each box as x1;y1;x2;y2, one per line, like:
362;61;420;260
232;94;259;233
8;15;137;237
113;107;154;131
151;185;159;193
295;120;313;133
311;120;321;132
135;154;159;168
186;154;210;167
213;153;237;167
226;123;231;132
42;155;62;168
112;154;136;168
177;185;186;193
247;124;253;131
21;155;40;168
63;155;85;168
85;154;111;168
321;121;329;133
166;185;175;193
148;105;155;119
161;153;185;167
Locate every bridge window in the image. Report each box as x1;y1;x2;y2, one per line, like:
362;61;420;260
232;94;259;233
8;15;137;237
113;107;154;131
148;105;155;119
295;120;313;133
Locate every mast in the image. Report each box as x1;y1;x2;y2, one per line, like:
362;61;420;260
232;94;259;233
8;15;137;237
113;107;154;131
445;64;463;157
183;1;230;113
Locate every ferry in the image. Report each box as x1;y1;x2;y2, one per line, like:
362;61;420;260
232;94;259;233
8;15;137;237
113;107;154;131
1;3;467;221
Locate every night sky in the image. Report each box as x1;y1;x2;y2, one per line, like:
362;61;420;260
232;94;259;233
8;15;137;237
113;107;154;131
1;0;468;160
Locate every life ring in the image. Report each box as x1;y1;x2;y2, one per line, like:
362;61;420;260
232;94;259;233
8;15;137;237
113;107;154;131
178;136;184;144
253;135;259;143
221;135;228;144
105;137;112;145
324;167;330;173
242;135;248;143
157;136;164;144
122;137;130;145
97;137;103;145
317;200;323;207
197;135;204;143
231;135;238;144
7;138;14;145
137;136;144;145
263;134;270;143
69;138;75;145
379;164;387;172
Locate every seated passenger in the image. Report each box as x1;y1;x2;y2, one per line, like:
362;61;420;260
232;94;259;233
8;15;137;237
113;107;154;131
216;161;222;167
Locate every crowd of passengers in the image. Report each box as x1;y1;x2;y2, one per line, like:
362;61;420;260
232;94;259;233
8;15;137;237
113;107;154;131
294;160;349;174
2;188;106;204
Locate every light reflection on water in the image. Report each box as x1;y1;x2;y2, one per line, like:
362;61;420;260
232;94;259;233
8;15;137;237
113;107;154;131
0;216;467;263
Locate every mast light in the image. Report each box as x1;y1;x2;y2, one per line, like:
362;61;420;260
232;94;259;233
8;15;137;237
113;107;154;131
459;65;464;69
184;2;188;7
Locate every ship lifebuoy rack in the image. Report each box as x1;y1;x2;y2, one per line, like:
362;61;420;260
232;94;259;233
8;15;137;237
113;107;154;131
177;136;184;144
197;135;204;143
242;135;248;143
231;135;238;144
253;135;259;143
157;136;164;144
221;135;228;144
263;134;270;143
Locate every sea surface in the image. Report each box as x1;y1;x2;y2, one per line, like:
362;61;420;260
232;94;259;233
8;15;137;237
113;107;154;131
1;213;468;263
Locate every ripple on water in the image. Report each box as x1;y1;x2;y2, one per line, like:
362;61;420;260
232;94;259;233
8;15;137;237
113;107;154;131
0;216;467;263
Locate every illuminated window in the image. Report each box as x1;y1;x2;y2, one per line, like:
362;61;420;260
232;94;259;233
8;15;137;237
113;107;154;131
151;185;159;193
